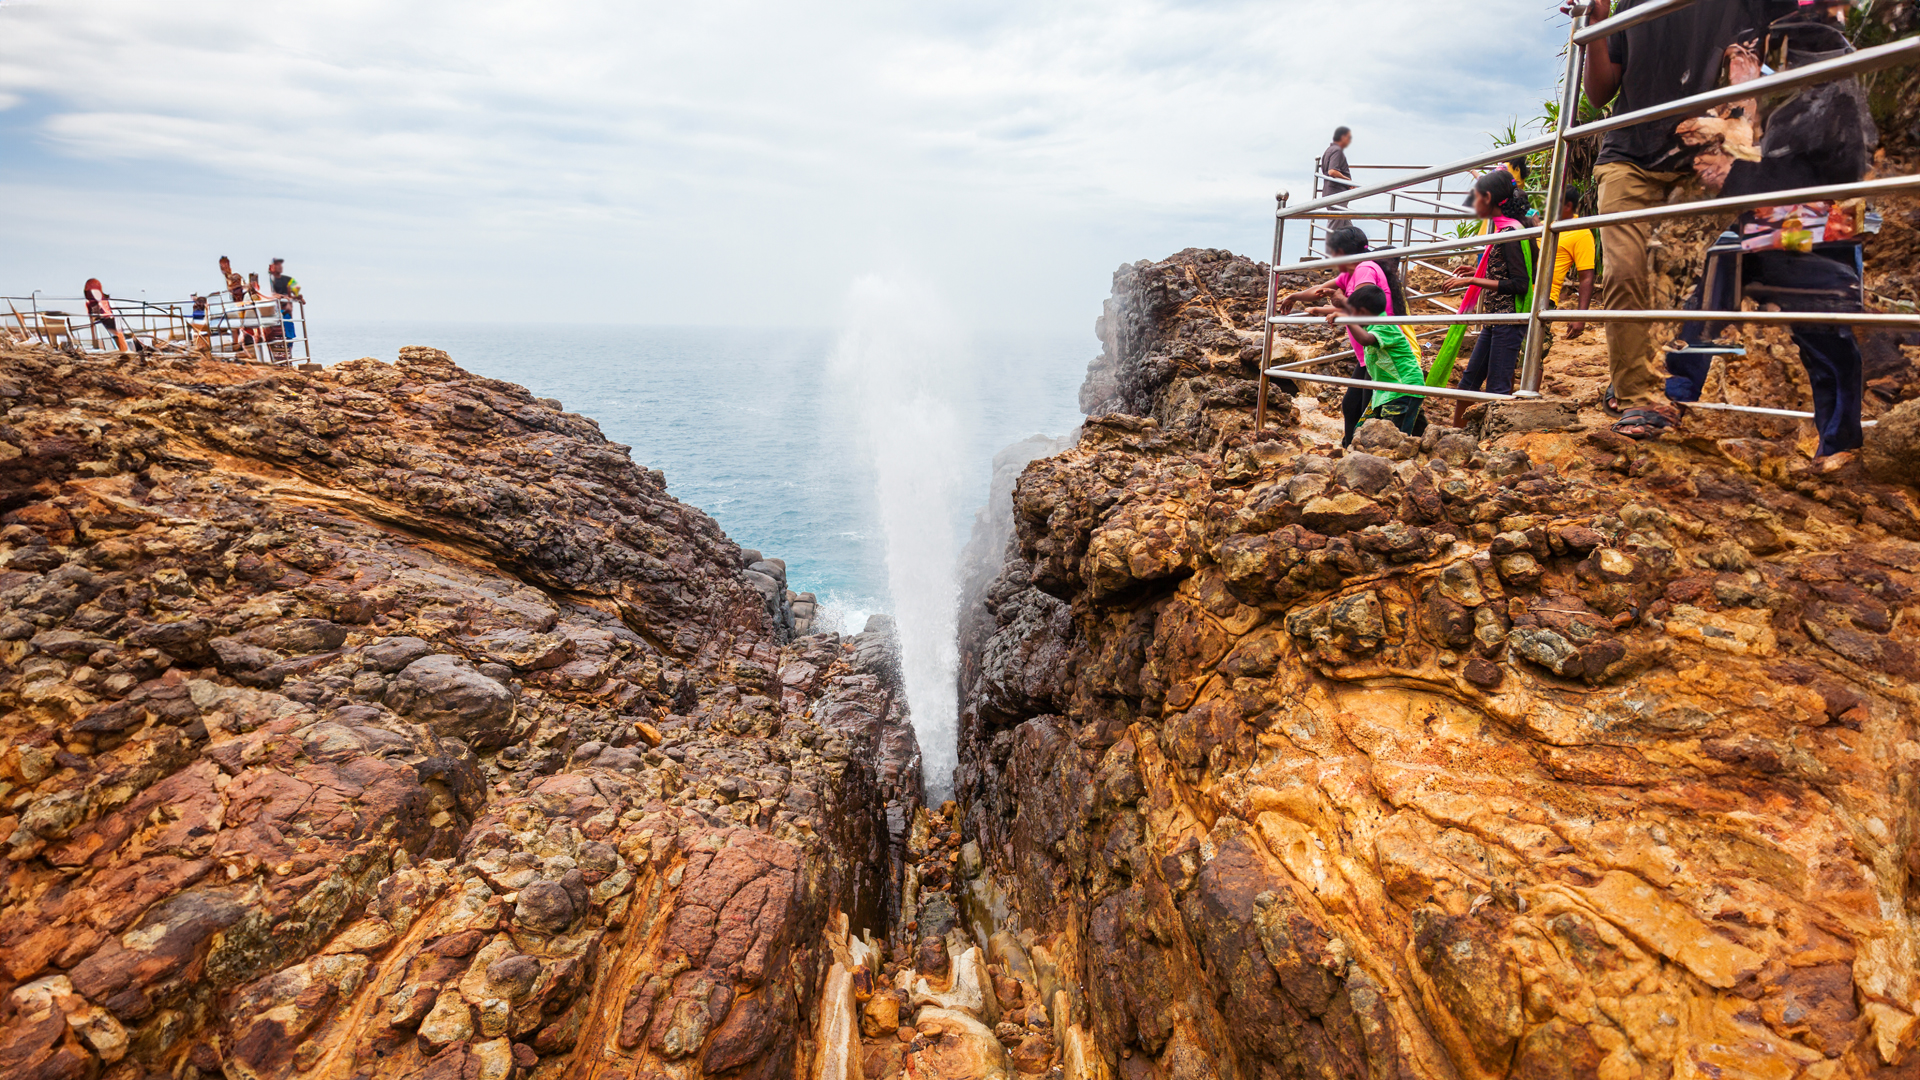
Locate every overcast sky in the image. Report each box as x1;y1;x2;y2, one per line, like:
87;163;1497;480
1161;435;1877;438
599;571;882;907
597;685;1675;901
1;0;1571;332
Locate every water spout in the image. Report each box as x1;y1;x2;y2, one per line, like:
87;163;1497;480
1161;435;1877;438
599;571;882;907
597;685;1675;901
830;273;970;799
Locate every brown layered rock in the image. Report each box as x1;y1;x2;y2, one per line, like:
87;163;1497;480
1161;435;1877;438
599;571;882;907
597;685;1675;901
0;345;920;1080
957;250;1920;1077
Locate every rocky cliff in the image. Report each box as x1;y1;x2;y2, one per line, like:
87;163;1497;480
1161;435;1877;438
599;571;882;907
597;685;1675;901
956;247;1920;1078
0;345;921;1080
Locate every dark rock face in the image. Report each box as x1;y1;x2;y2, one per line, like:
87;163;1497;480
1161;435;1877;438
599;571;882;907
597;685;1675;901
955;253;1920;1077
388;653;519;748
0;345;920;1080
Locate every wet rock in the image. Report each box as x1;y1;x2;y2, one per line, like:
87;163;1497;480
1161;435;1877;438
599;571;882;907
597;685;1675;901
917;894;959;939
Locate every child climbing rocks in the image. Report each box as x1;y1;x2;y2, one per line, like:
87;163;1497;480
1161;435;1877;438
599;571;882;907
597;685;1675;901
1344;283;1429;437
1280;225;1408;446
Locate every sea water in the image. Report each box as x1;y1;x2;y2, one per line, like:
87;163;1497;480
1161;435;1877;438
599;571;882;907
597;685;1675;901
323;320;1089;791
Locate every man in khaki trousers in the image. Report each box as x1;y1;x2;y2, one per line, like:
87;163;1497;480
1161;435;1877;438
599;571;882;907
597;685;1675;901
1575;0;1777;439
1593;162;1692;423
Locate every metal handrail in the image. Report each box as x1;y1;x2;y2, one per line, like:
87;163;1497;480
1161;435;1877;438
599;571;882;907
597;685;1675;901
1538;309;1920;326
1288;226;1544;274
1273;313;1529;327
1313;172;1541;202
1569;0;1699;46
1565;34;1920;144
1684;399;1877;428
2;289;313;365
1280;369;1514;403
1292;212;1480;221
1282;136;1556;219
1273;327;1452;371
1554;175;1920;232
1252;6;1920;428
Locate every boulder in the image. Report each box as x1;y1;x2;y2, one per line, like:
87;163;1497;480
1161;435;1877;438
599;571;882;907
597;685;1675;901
910;1007;1011;1079
362;636;434;673
388;654;518;747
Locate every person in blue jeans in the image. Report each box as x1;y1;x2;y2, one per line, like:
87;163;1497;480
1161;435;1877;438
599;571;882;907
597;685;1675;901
1667;239;1865;460
1665;4;1870;463
1444;171;1535;427
269;258;303;342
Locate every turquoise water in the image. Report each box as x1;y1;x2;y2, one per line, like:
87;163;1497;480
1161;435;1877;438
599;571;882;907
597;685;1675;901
320;323;1089;629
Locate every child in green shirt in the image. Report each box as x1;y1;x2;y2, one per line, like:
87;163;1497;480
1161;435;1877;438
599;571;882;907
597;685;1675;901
1344;283;1429;437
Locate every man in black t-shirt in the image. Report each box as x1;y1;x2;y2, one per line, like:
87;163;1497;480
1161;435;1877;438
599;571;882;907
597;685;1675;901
1579;0;1777;439
1319;126;1354;203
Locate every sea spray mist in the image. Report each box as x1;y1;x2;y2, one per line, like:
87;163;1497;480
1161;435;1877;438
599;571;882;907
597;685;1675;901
829;273;972;800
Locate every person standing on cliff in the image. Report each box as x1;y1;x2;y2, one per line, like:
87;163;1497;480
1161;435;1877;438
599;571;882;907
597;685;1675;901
1666;0;1873;468
1443;171;1535;427
83;278;132;353
217;255;246;354
1571;0;1778;441
268;258;303;345
1319;127;1354;203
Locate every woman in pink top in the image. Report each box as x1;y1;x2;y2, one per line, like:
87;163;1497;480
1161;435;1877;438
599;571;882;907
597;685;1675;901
83;279;132;353
1278;226;1402;445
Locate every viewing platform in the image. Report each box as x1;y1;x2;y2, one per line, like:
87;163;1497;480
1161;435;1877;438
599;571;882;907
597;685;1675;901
4;290;315;368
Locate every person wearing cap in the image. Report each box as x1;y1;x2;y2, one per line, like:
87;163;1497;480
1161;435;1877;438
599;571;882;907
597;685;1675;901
268;258;303;343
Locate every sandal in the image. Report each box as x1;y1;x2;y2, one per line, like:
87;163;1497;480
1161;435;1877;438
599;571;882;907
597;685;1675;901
1613;407;1679;441
1603;385;1621;415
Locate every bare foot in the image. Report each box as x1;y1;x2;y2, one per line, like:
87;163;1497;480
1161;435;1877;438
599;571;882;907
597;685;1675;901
1814;450;1858;475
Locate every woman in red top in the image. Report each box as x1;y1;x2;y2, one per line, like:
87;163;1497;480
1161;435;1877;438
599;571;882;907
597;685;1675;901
83;279;131;353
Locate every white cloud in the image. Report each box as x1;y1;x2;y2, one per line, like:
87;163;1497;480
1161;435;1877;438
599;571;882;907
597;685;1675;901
0;0;1570;331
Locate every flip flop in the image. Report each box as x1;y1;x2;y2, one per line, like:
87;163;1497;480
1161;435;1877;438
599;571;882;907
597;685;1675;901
1613;407;1679;441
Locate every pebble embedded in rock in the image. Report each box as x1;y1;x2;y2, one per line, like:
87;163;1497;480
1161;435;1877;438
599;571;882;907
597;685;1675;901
514;880;576;933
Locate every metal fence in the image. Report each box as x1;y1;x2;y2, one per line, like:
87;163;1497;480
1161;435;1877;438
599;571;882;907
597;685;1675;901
2;290;313;365
1255;0;1920;432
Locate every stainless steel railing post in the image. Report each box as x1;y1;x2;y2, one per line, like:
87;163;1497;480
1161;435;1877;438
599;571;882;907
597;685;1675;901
1518;1;1589;398
1255;191;1288;431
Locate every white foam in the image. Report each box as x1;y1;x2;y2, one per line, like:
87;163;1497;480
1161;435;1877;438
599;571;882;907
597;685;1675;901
829;272;974;800
810;591;878;639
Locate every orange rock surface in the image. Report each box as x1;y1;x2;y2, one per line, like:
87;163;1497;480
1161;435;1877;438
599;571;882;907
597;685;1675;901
956;248;1920;1078
0;346;919;1080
